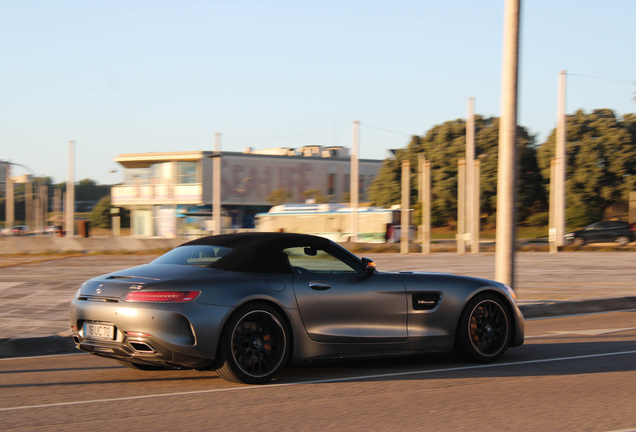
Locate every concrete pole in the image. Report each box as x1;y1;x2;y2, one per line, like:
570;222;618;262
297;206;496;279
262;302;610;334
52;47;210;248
466;98;475;247
42;184;48;226
555;70;567;246
418;156;426;254
350;121;359;242
549;158;558;253
457;159;466;255
66;141;75;237
422;160;431;254
54;188;61;224
494;0;521;287
26;181;32;228
472;159;481;253
213;132;222;235
629;191;636;224
5;164;13;228
401;159;410;254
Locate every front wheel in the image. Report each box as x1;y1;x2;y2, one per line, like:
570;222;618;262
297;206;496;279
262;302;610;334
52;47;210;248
215;303;290;384
454;293;512;363
573;237;586;247
614;235;630;247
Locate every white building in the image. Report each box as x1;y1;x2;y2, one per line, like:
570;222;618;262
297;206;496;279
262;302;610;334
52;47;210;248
111;146;383;237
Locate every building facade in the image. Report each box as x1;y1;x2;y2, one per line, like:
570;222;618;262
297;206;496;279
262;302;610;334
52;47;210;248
111;146;383;237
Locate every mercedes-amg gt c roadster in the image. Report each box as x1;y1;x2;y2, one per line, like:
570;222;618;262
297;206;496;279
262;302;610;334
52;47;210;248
70;233;524;384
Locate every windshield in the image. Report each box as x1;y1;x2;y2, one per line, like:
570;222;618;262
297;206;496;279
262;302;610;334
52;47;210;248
151;245;234;267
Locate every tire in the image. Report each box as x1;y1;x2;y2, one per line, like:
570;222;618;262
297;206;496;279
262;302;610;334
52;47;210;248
454;293;512;363
215;303;290;384
573;237;586;247
614;236;629;247
116;359;169;371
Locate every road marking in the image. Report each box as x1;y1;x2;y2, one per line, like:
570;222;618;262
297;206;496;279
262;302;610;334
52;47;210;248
1;349;636;412
526;327;636;339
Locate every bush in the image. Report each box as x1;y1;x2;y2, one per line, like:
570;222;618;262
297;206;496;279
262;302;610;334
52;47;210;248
566;207;602;229
525;212;549;226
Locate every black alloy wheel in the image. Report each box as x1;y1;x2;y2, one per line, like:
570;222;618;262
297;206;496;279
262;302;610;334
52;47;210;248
216;304;289;384
614;235;630;247
454;293;512;363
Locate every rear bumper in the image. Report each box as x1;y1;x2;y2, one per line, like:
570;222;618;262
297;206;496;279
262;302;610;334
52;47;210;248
70;298;233;369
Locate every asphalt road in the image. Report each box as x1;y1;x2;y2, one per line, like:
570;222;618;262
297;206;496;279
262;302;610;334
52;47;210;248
1;311;636;431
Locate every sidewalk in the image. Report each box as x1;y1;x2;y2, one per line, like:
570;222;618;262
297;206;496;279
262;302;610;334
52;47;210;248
1;252;635;358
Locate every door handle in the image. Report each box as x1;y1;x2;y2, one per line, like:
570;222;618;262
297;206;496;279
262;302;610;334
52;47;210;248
309;280;331;290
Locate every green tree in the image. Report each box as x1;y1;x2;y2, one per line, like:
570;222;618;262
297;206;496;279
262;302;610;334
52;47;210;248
369;117;544;226
302;189;328;204
90;195;130;229
267;189;292;206
537;109;636;226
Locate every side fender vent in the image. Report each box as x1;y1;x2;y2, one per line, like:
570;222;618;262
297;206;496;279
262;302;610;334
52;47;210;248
412;292;442;311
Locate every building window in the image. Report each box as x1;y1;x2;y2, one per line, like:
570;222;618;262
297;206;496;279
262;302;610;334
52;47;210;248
177;162;197;184
327;173;335;196
343;174;350;193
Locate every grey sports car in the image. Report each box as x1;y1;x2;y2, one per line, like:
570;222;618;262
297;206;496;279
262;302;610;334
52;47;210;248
70;232;524;384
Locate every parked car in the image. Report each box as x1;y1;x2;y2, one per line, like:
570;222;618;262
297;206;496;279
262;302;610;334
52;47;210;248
45;225;63;234
565;220;635;246
70;232;524;384
10;225;30;236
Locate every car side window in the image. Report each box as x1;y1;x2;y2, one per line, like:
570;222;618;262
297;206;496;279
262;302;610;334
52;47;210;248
593;222;610;230
608;221;626;229
284;246;358;274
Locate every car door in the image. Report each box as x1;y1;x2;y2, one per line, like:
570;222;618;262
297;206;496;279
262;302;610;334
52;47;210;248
588;221;611;243
286;245;407;343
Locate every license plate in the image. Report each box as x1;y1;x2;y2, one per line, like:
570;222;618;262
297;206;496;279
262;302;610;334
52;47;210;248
83;323;115;340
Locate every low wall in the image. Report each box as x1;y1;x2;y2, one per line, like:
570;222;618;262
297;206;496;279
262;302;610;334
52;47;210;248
0;236;187;254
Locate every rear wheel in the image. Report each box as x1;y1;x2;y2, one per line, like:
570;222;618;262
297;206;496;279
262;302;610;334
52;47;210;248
215;303;290;384
614;235;630;247
116;359;169;371
454;293;512;363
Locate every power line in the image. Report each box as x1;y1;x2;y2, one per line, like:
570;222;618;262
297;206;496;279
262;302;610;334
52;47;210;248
224;124;349;140
567;72;635;85
362;123;413;137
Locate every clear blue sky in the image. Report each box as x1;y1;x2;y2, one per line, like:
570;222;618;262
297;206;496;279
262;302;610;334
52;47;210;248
1;0;634;185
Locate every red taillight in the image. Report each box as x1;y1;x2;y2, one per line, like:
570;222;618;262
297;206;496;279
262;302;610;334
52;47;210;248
123;291;200;302
629;224;635;231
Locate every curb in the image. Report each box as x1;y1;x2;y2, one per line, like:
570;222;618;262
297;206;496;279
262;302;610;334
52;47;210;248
0;335;77;359
519;296;636;319
2;297;636;359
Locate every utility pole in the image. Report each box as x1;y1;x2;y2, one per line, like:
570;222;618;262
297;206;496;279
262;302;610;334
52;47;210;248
549;158;558;253
555;70;567;246
213;132;222;235
5;164;13;228
495;0;521;287
419;156;431;254
66;141;75;237
401;159;410;254
472;159;481;253
457;158;466;255
350;121;359;243
467;98;480;254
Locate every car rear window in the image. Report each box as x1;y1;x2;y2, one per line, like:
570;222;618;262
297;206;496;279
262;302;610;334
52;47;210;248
151;245;234;266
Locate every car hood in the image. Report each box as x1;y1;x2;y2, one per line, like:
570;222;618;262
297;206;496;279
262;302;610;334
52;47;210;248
77;264;226;299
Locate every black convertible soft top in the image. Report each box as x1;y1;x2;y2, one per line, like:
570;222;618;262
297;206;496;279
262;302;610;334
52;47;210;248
180;232;348;274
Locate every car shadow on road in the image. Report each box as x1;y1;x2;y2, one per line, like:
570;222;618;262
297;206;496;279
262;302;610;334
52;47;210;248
274;337;636;384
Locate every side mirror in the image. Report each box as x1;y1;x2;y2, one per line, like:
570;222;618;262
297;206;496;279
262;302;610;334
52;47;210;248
361;257;376;275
